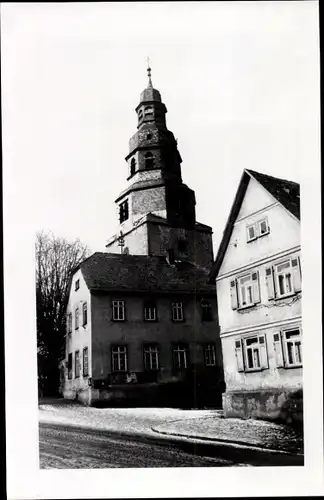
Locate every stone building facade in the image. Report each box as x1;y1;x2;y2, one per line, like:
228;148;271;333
209;169;302;424
63;68;224;407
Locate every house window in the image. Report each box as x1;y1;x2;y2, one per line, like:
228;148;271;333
112;300;125;321
173;343;189;370
247;218;269;242
230;272;260;310
83;347;89;376
75;279;80;291
247;224;257;242
172;302;184;321
119;200;129;223
75;308;79;330
265;257;301;300
75;350;80;378
67;312;72;334
259;219;269;236
112;345;128;372
273;328;302;368
275;260;293;297
235;335;268;372
204;344;216;366
144;300;157;321
82;302;87;326
68;353;72;379
283;329;302;367
144;344;159;370
201;299;213;321
144;152;154;169
130;158;136;176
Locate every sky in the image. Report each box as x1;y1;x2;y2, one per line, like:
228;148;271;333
2;2;319;252
2;1;320;257
2;4;323;498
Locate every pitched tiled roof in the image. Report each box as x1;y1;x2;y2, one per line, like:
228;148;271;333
80;252;215;294
247;169;300;219
209;169;300;282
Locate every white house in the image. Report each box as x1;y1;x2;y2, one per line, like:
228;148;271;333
209;169;302;424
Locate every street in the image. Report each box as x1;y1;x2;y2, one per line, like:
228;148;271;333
39;422;236;468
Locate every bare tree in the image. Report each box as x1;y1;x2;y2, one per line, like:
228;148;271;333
36;231;89;397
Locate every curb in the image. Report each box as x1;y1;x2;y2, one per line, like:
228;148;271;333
151;427;304;456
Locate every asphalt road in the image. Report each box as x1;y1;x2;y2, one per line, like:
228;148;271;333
39;423;239;468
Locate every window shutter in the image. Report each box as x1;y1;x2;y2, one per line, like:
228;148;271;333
258;334;269;369
234;339;244;372
230;279;238;310
273;332;284;368
291;257;302;292
265;266;275;300
252;271;261;303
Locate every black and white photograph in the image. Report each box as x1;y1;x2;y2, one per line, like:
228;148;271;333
2;1;323;498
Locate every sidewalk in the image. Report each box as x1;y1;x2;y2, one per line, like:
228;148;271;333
151;414;303;454
39;400;303;455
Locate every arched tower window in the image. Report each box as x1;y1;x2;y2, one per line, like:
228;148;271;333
144;152;154;169
144;106;153;116
130;158;136;176
138;109;143;120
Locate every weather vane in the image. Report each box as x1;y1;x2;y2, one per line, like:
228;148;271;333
146;56;152;86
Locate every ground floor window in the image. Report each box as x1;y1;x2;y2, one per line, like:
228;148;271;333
112;345;128;372
83;347;89;376
173;343;189;370
68;353;72;379
75;350;80;378
143;344;159;370
204;344;216;366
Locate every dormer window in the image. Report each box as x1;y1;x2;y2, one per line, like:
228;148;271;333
119;200;129;223
130;158;136;176
144;106;153;116
144;152;154;169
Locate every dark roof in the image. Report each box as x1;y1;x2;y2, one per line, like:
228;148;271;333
209;169;300;282
80;252;215;294
247;169;300;220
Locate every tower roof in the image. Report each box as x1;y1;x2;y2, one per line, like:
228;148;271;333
139;61;162;103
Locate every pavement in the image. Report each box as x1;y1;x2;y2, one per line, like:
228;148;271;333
38;399;303;466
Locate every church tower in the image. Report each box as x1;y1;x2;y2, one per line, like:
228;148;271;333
106;64;214;268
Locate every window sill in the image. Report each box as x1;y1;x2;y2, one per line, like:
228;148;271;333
75;327;79;331
282;364;302;370
82;324;87;328
247;237;257;243
244;367;266;373
112;319;126;322
274;292;297;301
238;303;256;311
172;319;185;323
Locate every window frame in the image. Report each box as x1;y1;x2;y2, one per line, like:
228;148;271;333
75;279;80;291
246;223;257;242
241;334;268;372
112;300;126;321
67;353;73;379
282;327;302;368
82;302;88;327
143;344;160;371
130;158;136;176
237;273;255;309
111;345;128;373
201;299;213;321
75;350;80;378
173;343;189;370
204;343;216;366
119;200;129;223
171;301;184;322
67;312;72;334
144;151;154;169
83;347;89;377
274;259;294;298
75;307;79;330
247;217;269;243
144;300;157;321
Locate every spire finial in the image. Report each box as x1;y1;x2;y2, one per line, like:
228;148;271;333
146;56;152;87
